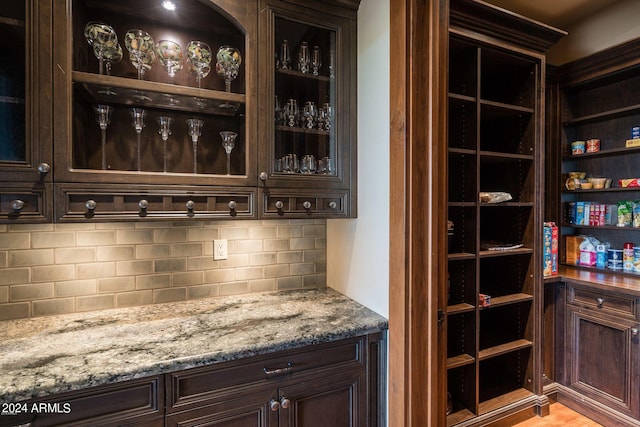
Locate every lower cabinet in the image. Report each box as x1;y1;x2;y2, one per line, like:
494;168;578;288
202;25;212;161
562;282;640;423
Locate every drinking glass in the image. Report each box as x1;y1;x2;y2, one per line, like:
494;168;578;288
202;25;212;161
311;45;321;75
125;29;155;80
186;41;212;88
216;46;242;92
130;108;146;171
300;155;316;174
219;131;237;175
84;22;118;75
320;103;332;131
157;116;173;173
279;39;291;70
318;157;333;175
285;99;298;127
97;43;122;76
186;118;204;174
156;40;183;79
303;101;317;129
93;105;113;170
298;42;310;73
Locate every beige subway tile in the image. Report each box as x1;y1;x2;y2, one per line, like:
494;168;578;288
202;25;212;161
116;260;153;276
277;251;303;264
32;298;74;317
77;262;116;279
55;279;97;297
260;219;289;225
249;278;276;293
76;230;116;246
291;263;315;275
31;232;75;249
204;268;235;283
136;274;171;290
303;249;326;262
99;276;136;293
264;264;290;278
170;221;203;228
97;222;135;230
235;240;263;253
204;220;237;227
11;283;54;301
303;224;326;237
0;225;5;232
234;267;263;281
188;227;219;242
0;286;8;303
155;258;187;273
303;274;326;287
315;237;327;249
153;287;187;304
187;283;219;299
188;256;219;270
290;219;314;225
0;233;30;250
173;271;204;286
0;268;30;285
32;265;75;283
154;228;188;244
135;221;171;229
116;290;153;307
136;244;171;259
0;302;30;320
277;225;302;238
55;247;96;264
315;262;327;273
116;229;154;245
314;219;327;225
9;249;54;267
171;243;203;257
277;276;302;290
248;226;277;239
264;239;290;252
0;251;6;267
220;227;250;240
97;246;135;261
219;281;248;296
76;294;115;312
8;223;53;232
250;253;276;266
219;254;249;268
55;223;95;231
290;238;315;250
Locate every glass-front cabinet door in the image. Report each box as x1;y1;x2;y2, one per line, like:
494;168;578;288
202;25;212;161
52;0;258;220
0;1;53;222
258;0;357;218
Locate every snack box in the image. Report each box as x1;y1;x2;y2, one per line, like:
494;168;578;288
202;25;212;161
543;222;558;276
626;138;640;148
565;235;582;265
479;294;491;307
619;178;640;188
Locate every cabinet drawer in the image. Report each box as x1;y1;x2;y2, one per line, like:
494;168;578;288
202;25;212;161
568;285;638;320
166;336;364;412
0;183;50;223
55;184;256;221
260;189;349;218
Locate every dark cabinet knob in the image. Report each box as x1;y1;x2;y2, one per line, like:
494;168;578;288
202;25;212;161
11;200;25;211
303;201;311;209
328;201;337;209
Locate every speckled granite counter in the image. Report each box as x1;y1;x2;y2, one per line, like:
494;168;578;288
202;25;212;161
0;288;388;403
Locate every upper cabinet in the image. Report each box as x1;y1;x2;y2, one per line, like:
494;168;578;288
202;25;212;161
0;1;53;222
258;0;358;218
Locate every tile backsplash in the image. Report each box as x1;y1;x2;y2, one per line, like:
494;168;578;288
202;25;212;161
0;219;326;320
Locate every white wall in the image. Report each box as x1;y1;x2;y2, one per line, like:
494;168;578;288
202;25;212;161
327;0;390;318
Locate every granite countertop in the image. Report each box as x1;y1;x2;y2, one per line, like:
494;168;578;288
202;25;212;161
0;288;388;403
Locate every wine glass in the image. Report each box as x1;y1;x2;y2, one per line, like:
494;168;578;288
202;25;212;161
84;22;118;75
186;41;212;88
99;43;123;76
219;131;237;175
311;45;321;75
93;105;113;170
125;29;155;80
157;116;173;173
285;99;298;127
216;46;242;93
279;40;291;70
130;108;146;171
156;40;183;80
297;42;310;74
303;101;317;129
186;118;204;174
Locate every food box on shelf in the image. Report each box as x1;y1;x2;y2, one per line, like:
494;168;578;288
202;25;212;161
543;222;558;276
565;235;582;265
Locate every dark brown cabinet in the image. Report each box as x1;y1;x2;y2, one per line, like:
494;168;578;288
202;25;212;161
0;1;53;222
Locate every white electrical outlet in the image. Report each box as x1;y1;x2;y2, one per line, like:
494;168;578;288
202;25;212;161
213;239;228;260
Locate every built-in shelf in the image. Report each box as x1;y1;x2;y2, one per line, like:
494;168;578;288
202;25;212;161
481;99;534;114
562;103;640;126
480;151;534;161
562;145;640;160
479;339;532;361
478;388;533;415
447;302;475;314
448;252;476;261
480;293;533;309
447;354;475;369
479;247;533;258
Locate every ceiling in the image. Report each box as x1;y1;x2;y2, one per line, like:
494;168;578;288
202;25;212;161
481;0;619;29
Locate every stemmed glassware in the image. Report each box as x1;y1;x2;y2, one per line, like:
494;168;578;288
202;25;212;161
125;29;156;80
285;99;298;127
219;131;237;175
130;108;146;172
156;40;183;80
303;101;317;129
157;116;173;173
186;41;212;88
311;45;321;75
279;40;291;70
186;119;204;174
84;22;119;75
100;43;123;76
93;105;113;170
216;46;242;93
297;42;310;73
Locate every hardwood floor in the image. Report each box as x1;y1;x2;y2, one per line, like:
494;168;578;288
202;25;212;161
513;403;602;426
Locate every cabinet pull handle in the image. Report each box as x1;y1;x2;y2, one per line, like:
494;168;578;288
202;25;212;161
186;200;195;211
303;201;312;209
596;297;605;307
269;399;280;411
11;200;25;211
280;397;290;409
85;200;97;211
632;328;639;337
328;201;337;209
263;362;293;378
260;172;268;181
37;163;51;175
228;200;237;210
275;200;284;210
138;199;149;210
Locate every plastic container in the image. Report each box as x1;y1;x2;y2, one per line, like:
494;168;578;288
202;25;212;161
571;140;585;155
586;139;600;153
